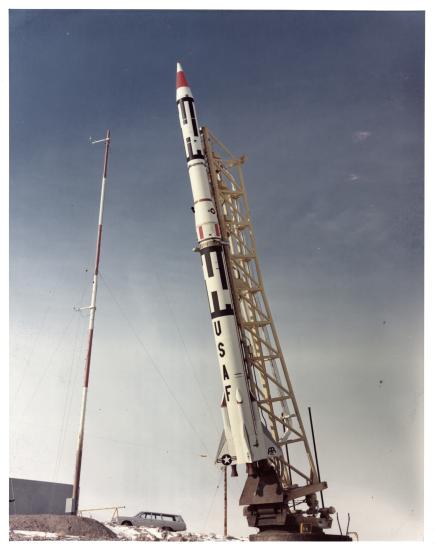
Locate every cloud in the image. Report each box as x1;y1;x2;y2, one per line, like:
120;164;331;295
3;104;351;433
352;130;372;142
348;173;360;182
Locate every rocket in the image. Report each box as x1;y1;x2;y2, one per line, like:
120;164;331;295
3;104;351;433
176;63;280;472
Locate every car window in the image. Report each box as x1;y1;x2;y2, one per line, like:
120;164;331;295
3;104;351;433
135;512;182;522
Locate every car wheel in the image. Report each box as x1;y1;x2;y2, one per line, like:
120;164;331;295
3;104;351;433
122;521;133;526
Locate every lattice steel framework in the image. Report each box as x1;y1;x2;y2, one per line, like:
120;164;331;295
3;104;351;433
202;127;319;494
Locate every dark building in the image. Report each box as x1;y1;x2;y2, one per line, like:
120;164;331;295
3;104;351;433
9;478;72;515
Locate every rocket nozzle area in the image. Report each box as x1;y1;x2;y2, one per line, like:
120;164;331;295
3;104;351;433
246;463;256;477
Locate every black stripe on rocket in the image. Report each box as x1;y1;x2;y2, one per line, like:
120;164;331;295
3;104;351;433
200;245;234;320
185;137;204;162
177;96;203;161
178;98;188;124
177;96;199;136
201;245;234;400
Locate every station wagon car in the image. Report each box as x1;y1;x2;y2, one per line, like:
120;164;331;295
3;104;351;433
116;511;186;531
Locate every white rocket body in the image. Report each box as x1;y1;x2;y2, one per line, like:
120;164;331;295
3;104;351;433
176;63;280;467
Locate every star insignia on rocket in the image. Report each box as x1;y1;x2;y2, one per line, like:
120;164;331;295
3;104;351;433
221;454;232;465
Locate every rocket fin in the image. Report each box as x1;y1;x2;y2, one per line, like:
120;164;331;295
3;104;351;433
217;393;237;465
215;430;228;463
215;430;238;466
262;424;282;458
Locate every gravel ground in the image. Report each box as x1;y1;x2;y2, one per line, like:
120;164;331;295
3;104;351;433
9;515;117;541
9;515;245;541
106;523;243;541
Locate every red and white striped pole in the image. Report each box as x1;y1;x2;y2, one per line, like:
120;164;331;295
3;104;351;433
71;129;111;515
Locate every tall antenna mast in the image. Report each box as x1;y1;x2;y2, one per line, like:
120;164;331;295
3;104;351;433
71;129;111;515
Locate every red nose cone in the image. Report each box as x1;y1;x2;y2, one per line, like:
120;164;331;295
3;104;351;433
176;62;189;89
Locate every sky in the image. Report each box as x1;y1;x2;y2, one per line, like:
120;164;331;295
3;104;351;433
8;7;424;541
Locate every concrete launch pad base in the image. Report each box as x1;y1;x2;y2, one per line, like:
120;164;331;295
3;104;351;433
249;530;352;541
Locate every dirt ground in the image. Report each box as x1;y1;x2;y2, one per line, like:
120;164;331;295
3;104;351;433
9;514;244;541
9;514;117;540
